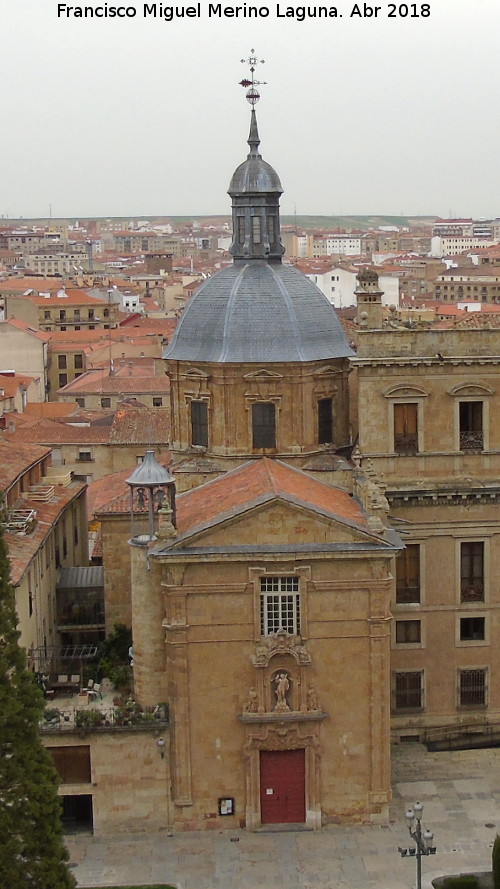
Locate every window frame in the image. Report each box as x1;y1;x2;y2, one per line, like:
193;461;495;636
259;576;301;636
458;667;487;708
190;399;209;448
459;540;485;603
318;397;333;445
392;670;424;713
395;543;421;605
252;402;277;450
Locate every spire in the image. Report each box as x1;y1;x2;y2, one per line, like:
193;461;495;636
228;51;285;264
247;109;260;157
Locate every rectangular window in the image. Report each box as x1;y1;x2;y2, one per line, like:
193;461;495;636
59;309;66;321
252;402;276;449
252;216;261;245
461;541;484;602
393;671;423;711
459;668;486;706
58;355;67;370
153;397;163;407
77;451;92;462
88;309;95;320
396;544;420;604
74;309;80;320
238;216;245;244
191;400;208;448
100;397;111;408
76;398;85;408
318;398;333;445
459;401;483;450
58;373;68;388
460;617;485;641
44;310;51;319
49;746;91;783
74;354;83;369
396;620;421;644
268;215;276;244
260;577;300;635
394;403;418;454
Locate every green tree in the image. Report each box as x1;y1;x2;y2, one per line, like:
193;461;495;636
0;515;76;888
493;834;500;889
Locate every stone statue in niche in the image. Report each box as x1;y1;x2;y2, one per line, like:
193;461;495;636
307;684;320;711
243;687;258;713
274;672;291;712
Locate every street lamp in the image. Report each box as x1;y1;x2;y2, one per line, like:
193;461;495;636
398;800;436;889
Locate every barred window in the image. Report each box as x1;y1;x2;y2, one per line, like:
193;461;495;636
260;577;300;635
460;541;484;602
393;671;423;711
459;401;483;451
459;668;487;707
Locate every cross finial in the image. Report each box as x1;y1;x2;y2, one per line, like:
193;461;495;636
239;49;267;106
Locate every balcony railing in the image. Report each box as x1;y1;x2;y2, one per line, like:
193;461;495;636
41;701;169;733
460;431;483;450
394;433;418;455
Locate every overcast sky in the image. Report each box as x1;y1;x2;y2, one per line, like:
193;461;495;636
2;0;498;219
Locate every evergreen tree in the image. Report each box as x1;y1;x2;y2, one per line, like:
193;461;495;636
0;514;76;888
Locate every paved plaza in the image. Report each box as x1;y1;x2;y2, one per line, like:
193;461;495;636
68;743;500;889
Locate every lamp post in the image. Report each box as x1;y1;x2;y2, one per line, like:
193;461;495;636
398;800;436;889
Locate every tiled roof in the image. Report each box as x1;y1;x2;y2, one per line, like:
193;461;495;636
58;363;170;395
109;407;170;444
173;458;369;540
3;318;52;341
4;481;86;585
0;440;52;493
3;417;112;445
0;372;39;397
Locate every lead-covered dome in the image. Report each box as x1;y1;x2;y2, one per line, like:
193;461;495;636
163;261;354;363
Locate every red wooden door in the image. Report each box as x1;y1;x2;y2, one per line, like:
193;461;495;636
259;749;305;824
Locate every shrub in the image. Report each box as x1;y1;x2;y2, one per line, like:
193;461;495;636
493;835;500;889
442;877;479;889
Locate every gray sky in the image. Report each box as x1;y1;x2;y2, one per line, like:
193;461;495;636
2;0;499;219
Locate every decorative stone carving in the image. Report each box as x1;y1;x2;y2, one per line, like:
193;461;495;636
273;672;291;712
307;684;320;711
252;629;311;667
243;687;259;713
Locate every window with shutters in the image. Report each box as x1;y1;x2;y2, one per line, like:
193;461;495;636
393;671;424;711
252;402;276;449
396;544;420;604
459;401;483;450
393;403;418;454
191;400;208;448
460;541;484;602
318;398;333;445
260;577;300;636
459;668;487;707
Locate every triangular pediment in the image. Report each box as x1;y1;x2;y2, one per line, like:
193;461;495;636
243;368;283;380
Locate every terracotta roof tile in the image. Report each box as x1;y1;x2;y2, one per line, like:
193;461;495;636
174;458;369;539
0;440;51;493
4;481;86;585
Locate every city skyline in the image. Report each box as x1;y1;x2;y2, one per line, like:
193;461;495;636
2;0;498;219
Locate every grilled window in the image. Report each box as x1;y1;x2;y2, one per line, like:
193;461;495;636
260;577;300;635
318;398;333;445
393;671;423;711
252;402;276;449
460;541;484;602
191;401;208;448
394;403;418;454
395;620;421;644
459;401;483;450
459;668;486;706
396;544;420;603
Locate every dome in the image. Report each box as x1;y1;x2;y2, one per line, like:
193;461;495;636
163;261;354;364
228;156;283;196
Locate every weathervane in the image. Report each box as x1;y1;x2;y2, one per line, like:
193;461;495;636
239;49;267;106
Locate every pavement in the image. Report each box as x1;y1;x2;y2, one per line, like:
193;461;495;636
67;742;500;889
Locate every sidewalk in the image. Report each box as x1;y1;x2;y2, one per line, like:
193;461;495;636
68;743;500;889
